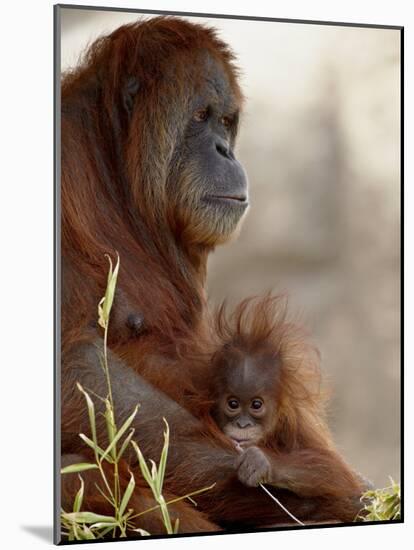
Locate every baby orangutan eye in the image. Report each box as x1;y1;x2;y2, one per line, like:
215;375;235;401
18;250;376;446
251;399;263;410
227;398;240;410
193;108;209;122
220;116;232;128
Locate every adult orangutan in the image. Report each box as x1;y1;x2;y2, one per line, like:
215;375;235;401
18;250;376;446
60;16;364;536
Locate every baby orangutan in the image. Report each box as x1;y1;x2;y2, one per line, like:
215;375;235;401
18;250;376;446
206;295;367;498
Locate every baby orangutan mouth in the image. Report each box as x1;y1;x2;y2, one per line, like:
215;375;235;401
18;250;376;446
224;426;264;448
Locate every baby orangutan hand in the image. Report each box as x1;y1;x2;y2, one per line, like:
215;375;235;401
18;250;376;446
236;446;272;487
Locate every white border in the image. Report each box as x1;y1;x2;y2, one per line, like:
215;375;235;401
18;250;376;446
0;1;409;549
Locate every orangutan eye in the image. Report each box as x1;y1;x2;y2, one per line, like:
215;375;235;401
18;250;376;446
193;108;209;122
220;116;232;128
251;399;263;410
227;398;240;410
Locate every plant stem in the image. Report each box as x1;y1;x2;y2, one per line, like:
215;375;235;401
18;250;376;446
103;319;122;532
127;484;216;522
103;320;114;407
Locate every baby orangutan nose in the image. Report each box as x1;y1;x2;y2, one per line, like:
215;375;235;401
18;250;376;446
236;417;253;429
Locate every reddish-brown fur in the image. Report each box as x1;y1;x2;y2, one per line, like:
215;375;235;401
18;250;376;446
60;17;364;537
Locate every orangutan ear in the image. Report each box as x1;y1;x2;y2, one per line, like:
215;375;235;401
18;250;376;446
122;76;140;118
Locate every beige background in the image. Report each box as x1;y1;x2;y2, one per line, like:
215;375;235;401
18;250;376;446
60;8;401;487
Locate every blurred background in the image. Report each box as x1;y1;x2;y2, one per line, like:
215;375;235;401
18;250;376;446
60;9;401;488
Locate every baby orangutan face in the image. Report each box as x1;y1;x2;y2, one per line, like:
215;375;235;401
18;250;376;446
212;354;278;448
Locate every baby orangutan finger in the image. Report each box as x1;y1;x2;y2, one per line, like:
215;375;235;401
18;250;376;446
236;446;272;487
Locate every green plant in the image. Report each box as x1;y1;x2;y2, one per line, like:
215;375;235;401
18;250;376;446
61;254;214;540
356;479;401;522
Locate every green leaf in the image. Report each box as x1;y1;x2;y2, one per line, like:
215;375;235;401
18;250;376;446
73;476;84;512
357;481;401;522
78;433;113;463
98;297;106;330
100;405;138;462
61;463;99;474
149;460;158;485
62;511;116;524
131;441;153;488
77;525;96;540
158;494;173;534
157;418;169;494
77;383;98;450
117;428;135;460
90;522;119;529
98;253;120;328
104;399;116;458
119;472;136;517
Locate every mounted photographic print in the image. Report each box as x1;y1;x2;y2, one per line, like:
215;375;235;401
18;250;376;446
54;4;403;544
